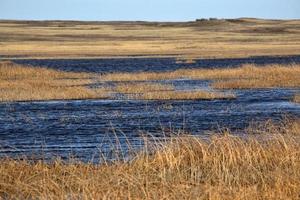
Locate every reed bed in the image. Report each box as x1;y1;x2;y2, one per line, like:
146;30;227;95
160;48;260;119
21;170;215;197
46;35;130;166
210;64;300;89
102;64;300;89
0;119;299;199
0;61;109;101
137;90;235;100
115;82;234;100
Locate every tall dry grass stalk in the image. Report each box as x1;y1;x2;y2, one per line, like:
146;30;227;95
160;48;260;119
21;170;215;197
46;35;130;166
1;119;299;199
0;61;109;101
102;64;300;89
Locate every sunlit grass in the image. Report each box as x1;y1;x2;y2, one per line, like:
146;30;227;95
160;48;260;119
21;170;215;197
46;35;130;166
102;64;300;89
0;119;299;199
0;61;109;101
115;82;235;100
1;19;300;59
137;90;235;100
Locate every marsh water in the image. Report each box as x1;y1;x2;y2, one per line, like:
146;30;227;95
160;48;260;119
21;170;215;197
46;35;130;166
1;56;300;161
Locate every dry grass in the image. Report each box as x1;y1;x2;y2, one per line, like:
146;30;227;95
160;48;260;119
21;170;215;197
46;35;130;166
137;90;235;100
2;62;298;101
1;19;300;59
115;82;234;100
102;64;300;89
0;119;299;199
294;94;300;103
0;61;109;101
209;64;300;89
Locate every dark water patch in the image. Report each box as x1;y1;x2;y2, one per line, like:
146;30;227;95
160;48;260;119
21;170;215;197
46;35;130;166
0;88;299;161
13;55;300;73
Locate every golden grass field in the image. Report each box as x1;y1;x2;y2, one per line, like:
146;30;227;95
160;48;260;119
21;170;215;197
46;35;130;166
0;61;109;101
103;63;300;89
1;18;300;59
1;119;299;199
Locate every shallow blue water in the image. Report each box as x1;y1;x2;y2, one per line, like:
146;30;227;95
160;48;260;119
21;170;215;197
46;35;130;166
0;88;299;161
14;55;300;73
1;56;300;161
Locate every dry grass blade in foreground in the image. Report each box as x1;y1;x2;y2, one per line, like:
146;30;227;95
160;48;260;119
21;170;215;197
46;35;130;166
0;61;109;101
0;119;299;199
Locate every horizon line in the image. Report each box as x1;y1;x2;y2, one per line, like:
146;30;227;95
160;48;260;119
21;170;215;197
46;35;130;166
0;17;299;23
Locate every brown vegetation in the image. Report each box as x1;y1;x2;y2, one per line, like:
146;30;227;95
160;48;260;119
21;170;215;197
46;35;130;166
103;64;300;89
209;64;300;89
294;94;300;103
0;61;109;101
115;82;234;100
0;119;299;199
1;62;299;101
1;19;300;59
137;90;234;100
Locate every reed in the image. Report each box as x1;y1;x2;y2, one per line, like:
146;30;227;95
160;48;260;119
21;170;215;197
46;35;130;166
0;61;109;101
0;119;299;199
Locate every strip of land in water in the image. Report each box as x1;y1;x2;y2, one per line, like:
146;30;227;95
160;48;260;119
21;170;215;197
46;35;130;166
1;61;299;101
1;18;300;59
0;62;235;101
103;64;300;89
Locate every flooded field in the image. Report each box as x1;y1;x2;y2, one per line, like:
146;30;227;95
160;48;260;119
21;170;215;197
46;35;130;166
14;55;300;73
1;56;300;161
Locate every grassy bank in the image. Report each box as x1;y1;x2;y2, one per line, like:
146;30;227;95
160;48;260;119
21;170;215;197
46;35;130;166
103;64;300;89
0;119;299;199
0;61;109;101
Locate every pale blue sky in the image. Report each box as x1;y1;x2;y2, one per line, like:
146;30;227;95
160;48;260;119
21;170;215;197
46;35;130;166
0;0;299;21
